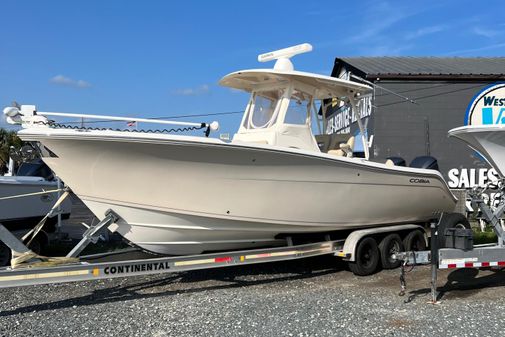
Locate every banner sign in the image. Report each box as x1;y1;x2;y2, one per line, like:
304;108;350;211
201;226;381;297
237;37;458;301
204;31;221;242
465;83;505;126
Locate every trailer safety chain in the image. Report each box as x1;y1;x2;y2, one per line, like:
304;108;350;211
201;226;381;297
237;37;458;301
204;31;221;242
398;251;417;302
33;120;209;136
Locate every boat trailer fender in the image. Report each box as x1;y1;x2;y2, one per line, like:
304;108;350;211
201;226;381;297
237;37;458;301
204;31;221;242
340;224;425;262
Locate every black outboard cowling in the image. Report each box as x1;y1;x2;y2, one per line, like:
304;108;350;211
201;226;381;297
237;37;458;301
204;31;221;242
409;156;439;171
386;156;406;167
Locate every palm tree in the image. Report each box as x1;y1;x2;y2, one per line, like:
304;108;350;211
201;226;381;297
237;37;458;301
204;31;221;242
0;128;23;173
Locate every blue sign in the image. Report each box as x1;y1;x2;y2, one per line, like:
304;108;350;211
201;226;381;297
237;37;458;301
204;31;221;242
465;83;505;125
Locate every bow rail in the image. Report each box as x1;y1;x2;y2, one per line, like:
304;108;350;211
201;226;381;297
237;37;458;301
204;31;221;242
3;105;220;135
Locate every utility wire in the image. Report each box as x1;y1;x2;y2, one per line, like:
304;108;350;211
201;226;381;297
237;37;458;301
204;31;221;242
375;83;487;108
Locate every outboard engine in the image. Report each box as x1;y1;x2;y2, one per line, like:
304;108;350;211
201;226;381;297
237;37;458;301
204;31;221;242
386;156;406;167
409;156;439;171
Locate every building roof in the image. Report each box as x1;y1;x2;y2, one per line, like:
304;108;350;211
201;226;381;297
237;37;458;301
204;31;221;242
335;57;505;80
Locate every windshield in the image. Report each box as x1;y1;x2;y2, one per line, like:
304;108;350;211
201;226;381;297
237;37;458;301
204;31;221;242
243;89;284;129
285;89;311;125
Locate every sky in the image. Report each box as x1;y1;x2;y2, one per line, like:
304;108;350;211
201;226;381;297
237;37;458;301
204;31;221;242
1;0;505;135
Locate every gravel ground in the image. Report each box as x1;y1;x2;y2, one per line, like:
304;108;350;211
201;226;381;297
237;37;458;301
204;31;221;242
1;255;504;337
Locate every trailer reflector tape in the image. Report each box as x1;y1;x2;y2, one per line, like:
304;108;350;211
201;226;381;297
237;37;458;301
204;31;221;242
245;248;327;260
174;256;233;267
174;258;215;266
0;269;90;282
335;251;351;258
440;261;505;269
441;258;477;264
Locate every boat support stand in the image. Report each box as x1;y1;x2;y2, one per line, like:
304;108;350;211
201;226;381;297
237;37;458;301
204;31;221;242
66;209;120;258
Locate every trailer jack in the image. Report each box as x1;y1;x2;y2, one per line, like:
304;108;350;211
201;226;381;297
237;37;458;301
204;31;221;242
394;219;439;304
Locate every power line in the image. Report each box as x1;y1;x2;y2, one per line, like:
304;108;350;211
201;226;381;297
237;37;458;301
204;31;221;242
375;83;487;108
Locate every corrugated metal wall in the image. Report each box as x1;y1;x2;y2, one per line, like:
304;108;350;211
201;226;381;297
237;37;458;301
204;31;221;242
371;81;492;180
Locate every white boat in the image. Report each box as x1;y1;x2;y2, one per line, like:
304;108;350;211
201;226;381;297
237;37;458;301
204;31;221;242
3;44;456;255
0;160;72;230
449;124;505;178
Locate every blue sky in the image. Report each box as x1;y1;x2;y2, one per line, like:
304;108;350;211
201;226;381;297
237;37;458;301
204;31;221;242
1;0;505;135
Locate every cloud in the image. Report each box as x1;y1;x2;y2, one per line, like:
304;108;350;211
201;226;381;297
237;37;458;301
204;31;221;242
50;75;91;88
404;25;446;40
339;1;447;49
473;27;500;38
366;43;414;56
171;84;210;96
315;2;446;54
347;2;416;42
444;42;505;55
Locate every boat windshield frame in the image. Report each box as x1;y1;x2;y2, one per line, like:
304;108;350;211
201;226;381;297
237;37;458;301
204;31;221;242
241;88;286;130
284;89;314;126
239;83;317;131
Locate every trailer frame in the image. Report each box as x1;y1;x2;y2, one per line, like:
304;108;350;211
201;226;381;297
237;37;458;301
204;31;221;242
0;237;346;288
0;218;430;289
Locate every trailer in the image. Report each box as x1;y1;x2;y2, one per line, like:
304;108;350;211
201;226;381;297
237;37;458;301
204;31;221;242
0;194;440;288
394;179;505;303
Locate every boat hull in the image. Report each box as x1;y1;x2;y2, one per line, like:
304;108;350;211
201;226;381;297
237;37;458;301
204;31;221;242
0;176;72;230
20;130;457;255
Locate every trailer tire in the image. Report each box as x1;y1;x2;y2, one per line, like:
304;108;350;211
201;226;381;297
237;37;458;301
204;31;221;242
348;237;379;276
403;230;426;252
379;234;404;269
0;242;11;267
438;213;471;248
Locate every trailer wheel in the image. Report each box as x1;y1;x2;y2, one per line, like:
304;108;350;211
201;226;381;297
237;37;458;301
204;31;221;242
438;213;471;248
348;237;379;276
0;242;11;267
379;234;404;269
403;230;426;251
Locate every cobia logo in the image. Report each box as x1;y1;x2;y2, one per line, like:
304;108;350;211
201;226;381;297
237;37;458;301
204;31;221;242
409;178;430;184
465;83;505;125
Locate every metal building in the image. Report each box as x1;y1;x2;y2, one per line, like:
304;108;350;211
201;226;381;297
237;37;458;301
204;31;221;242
327;57;505;190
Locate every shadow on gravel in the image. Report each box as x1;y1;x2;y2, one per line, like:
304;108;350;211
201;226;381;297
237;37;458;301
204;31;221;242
0;255;345;317
404;268;505;303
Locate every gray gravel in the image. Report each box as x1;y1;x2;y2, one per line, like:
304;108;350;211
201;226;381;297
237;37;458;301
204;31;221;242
1;256;504;337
